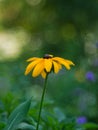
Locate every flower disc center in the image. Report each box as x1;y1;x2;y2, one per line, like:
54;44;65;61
43;54;53;59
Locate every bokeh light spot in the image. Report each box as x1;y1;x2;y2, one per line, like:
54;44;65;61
0;30;28;60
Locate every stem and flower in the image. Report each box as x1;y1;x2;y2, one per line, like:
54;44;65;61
25;54;75;130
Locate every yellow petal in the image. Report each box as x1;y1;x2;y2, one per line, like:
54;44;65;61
41;70;47;79
26;57;39;62
53;57;74;70
32;59;44;77
52;61;62;73
44;59;52;72
64;59;75;66
25;58;42;75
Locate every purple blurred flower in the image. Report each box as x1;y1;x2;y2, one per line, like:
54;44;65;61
76;116;87;124
85;71;95;82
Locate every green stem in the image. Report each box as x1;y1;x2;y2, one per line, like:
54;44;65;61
36;75;48;130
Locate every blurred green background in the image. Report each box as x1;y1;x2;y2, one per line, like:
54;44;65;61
0;0;98;124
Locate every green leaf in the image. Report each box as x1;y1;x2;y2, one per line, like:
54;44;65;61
83;123;98;129
16;122;35;130
53;107;65;122
4;98;32;130
0;121;6;129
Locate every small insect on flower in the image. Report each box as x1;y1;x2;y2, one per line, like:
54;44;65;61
25;54;75;78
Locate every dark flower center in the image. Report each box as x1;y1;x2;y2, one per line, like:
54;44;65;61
43;54;53;59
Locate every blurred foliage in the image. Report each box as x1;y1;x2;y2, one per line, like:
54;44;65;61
0;0;98;129
1;95;98;130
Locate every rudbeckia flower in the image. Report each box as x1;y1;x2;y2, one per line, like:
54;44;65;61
25;54;75;78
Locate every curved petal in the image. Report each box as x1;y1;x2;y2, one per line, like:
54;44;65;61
64;59;75;66
26;57;39;62
44;59;52;72
52;61;62;73
25;58;42;75
32;59;44;77
41;70;47;79
53;57;74;70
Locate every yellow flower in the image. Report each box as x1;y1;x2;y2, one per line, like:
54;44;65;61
25;54;75;78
